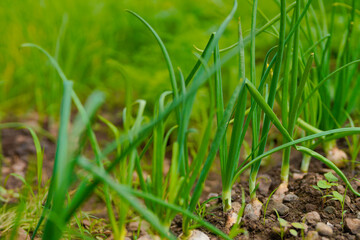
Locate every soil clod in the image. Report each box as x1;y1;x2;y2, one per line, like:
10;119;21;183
303;211;321;226
345;218;360;235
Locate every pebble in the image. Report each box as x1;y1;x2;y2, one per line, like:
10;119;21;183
187;230;210;240
357;212;360;219
128;221;139;231
316;222;333;236
137;235;153;240
128;220;149;232
306;231;320;240
266;201;289;216
345;218;360;235
274;202;289;216
283;193;299;202
324;206;336;214
303;211;321;226
326;222;334;229
337;185;345;194
257;174;272;195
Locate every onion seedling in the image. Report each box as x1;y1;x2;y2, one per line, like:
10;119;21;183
298;0;360;170
215;18;248;214
248;0;287;211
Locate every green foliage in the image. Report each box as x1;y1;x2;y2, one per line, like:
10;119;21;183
263;186;278;225
312;172;339;194
325;172;339;182
312;172;348;226
1;1;360;239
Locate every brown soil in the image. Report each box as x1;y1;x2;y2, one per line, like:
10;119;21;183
170;148;360;240
2;125;360;240
1;128;55;191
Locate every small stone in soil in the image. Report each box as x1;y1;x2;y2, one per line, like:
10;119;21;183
283;193;299;202
128;220;149;233
324;206;336;214
316;222;333;237
357;212;360;219
326;222;334;229
337;185;345;194
272;202;289;216
265;200;289;216
257;174;272;195
306;230;320;240
128;221;139;231
185;230;209;240
138;235;157;240
344;218;360;235
303;211;321;226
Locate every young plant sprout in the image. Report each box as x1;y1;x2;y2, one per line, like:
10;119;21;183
216;18;248;215
313;172;348;226
247;0;287;214
298;0;360;171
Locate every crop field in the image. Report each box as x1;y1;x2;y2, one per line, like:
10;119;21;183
1;0;360;239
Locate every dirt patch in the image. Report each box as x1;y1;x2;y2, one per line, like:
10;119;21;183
174;150;360;239
2;122;360;239
1;128;55;191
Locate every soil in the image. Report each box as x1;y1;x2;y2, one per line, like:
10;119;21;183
1;127;56;191
2;123;360;240
170;147;360;240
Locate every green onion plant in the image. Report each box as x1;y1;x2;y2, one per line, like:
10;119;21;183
6;1;360;240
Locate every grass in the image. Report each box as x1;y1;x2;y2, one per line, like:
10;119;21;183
1;0;360;239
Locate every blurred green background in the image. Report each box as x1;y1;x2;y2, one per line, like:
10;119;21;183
0;0;281;119
0;0;357;120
